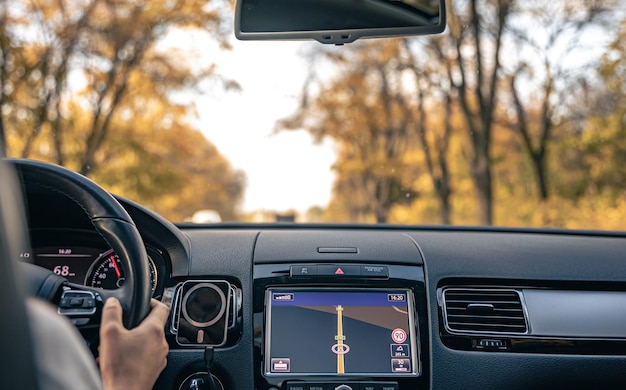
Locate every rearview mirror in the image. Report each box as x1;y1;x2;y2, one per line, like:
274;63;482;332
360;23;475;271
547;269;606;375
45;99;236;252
235;0;446;45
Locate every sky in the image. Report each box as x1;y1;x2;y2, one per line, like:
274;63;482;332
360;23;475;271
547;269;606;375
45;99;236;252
188;38;337;213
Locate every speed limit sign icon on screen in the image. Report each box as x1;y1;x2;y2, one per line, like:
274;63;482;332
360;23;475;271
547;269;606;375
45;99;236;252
392;328;407;344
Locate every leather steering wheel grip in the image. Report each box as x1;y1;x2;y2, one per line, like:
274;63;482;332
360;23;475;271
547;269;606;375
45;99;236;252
7;158;151;328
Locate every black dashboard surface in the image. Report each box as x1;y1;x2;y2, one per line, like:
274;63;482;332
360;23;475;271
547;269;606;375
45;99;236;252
22;190;626;389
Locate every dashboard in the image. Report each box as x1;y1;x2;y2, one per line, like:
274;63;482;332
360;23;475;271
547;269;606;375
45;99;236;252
19;184;626;390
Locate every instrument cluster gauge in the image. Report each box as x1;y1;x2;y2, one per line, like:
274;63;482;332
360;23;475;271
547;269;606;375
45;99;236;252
86;249;158;295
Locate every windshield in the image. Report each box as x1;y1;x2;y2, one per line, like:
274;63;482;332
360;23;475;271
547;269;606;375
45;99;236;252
1;0;625;229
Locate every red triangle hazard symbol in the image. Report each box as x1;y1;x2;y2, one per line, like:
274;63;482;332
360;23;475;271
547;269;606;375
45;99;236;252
335;267;345;275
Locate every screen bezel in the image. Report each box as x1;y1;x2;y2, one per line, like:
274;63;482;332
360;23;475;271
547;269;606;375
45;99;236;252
263;287;420;377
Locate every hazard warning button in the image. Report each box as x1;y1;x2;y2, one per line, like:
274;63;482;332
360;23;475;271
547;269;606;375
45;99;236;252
318;265;361;277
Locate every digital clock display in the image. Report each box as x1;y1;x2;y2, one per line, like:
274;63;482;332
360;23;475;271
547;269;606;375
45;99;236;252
388;293;406;302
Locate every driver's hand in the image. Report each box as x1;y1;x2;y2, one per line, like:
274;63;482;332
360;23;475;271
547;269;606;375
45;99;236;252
99;297;170;390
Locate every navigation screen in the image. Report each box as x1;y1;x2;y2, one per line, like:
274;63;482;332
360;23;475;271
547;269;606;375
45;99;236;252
264;289;418;376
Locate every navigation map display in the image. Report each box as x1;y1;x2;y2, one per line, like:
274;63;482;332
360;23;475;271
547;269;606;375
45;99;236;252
264;288;418;376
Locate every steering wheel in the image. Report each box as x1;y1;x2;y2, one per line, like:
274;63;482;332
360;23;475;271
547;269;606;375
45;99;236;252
8;159;151;330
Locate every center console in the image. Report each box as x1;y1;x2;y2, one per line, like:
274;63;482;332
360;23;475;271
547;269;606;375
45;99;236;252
254;262;429;390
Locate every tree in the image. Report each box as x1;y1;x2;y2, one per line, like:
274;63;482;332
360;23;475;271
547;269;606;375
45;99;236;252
570;18;626;199
283;0;626;228
402;39;454;224
504;0;614;200
0;3;9;156
279;40;418;223
71;69;246;221
2;0;233;173
1;0;246;221
430;0;513;225
417;92;453;224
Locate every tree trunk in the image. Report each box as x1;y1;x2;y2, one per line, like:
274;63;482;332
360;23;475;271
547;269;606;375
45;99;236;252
437;180;452;224
0;113;6;158
532;152;549;200
472;135;493;225
509;73;552;201
475;170;493;225
431;0;510;226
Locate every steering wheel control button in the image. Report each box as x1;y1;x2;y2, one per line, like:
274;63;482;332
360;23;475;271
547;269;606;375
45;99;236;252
70;318;90;326
290;265;318;277
58;290;97;316
176;280;231;347
361;265;389;278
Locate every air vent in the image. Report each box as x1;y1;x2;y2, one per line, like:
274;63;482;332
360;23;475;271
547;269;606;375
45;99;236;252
442;288;528;334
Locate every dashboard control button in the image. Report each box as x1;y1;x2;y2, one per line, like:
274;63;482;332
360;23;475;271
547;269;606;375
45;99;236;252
285;383;306;390
333;385;354;390
291;265;318;277
361;265;388;278
318;265;360;277
306;383;327;390
362;384;381;390
380;384;399;390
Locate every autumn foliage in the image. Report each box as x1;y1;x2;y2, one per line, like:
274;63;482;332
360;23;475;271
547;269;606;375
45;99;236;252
280;0;626;229
0;0;244;221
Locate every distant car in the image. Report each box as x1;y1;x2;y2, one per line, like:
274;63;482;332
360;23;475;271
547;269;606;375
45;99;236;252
189;210;222;224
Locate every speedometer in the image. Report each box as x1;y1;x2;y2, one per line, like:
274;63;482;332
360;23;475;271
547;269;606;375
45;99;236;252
85;249;157;295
